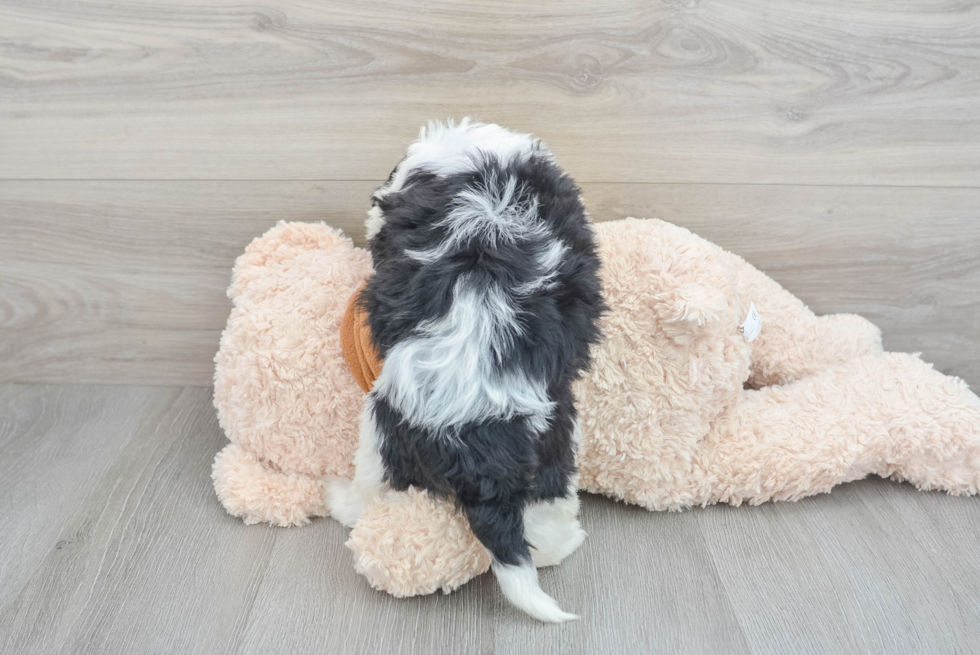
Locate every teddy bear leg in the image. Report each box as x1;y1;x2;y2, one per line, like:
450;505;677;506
869;354;980;495
211;444;329;527
705;353;980;506
721;248;883;387
327;396;386;528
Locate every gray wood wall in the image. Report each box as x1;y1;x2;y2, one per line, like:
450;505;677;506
1;0;978;387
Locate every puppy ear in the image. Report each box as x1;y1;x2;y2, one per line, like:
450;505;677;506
653;283;729;327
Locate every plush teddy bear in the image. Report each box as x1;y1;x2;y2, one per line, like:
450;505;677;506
212;217;980;597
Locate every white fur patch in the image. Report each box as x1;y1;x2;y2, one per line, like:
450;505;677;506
375;278;554;434
328;396;386;527
515;239;568;295
525;477;585;568
536;239;568;272
365;205;386;241
492;560;578;623
390;118;540;195
367;118;546;241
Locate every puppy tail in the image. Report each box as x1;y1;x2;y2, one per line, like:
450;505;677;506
462;500;578;623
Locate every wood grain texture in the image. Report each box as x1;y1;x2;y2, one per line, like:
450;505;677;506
0;180;373;386
1;0;979;184
2;383;980;654
0;384;174;615
238;495;751;655
0;386;279;655
697;485;980;654
2;181;977;386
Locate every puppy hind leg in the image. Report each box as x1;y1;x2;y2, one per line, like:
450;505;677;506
526;417;585;568
525;477;585;568
328;396;386;528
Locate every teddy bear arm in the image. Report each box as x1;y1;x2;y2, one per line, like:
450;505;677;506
720;249;883;387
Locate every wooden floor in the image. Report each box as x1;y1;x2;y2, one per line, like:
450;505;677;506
2;0;980;652
1;383;979;655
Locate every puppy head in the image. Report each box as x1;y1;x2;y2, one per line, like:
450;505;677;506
366;119;546;242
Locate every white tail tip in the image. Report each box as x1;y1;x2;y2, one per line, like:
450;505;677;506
492;561;579;623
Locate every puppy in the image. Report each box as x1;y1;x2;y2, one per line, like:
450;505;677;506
330;119;605;622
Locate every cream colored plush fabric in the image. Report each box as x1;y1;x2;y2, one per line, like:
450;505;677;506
212;218;980;596
212;222;371;526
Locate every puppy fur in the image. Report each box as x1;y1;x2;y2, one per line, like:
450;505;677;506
330;119;605;622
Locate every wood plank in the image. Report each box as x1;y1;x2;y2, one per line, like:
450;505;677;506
236;494;749;655
696;479;980;654
0;379;747;654
0;384;174;616
2;383;980;653
235;518;498;655
0;386;279;655
1;0;978;184
1;181;977;387
0;180;375;386
873;480;980;623
490;495;751;654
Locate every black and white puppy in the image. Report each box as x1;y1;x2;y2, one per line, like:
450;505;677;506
329;119;605;622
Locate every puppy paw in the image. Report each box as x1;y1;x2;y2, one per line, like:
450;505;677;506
326;476;362;528
530;519;586;568
525;498;587;568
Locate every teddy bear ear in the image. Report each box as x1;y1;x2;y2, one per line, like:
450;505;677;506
653;283;730;327
228;221;354;300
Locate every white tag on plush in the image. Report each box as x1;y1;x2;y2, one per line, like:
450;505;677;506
740;302;762;342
